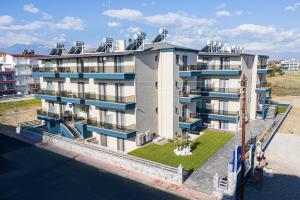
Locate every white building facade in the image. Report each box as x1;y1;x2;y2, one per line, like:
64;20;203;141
280;59;300;71
33;42;272;153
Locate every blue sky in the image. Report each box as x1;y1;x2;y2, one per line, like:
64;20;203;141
1;0;300;58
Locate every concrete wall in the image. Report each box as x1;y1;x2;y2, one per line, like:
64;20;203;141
135;52;158;135
18;129;184;184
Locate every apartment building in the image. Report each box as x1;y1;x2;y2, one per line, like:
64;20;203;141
0;53;16;95
32;33;272;153
280;59;300;71
0;51;44;96
13;51;44;94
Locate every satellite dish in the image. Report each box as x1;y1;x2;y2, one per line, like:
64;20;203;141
137;32;141;36
213;41;217;46
232;45;236;49
218;41;222;47
133;34;139;40
206;40;211;45
102;37;107;43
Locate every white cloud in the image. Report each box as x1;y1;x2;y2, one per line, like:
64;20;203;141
0;21;48;31
107;21;121;27
222;24;276;36
51;16;85;30
23;3;52;19
0;15;14;25
285;2;300;11
23;3;39;13
145;12;215;28
216;10;232;17
0;32;40;47
102;9;215;29
102;8;143;20
127;26;140;33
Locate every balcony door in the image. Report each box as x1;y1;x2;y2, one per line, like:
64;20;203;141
219;79;229;93
203;57;212;69
99;109;107;126
116;111;125;129
98;83;106;101
78;82;85;98
219;100;228;115
182;81;188;95
77;58;84;73
182;105;187;121
114;56;124;73
115;83;124;102
97;57;106;73
182;55;188;66
220;57;230;70
58;81;64;94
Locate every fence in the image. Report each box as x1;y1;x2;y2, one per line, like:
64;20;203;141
261;103;292;151
19;127;186;185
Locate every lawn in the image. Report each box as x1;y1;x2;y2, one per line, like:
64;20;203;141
278;105;288;114
129;130;234;171
0;99;41;112
267;72;300;96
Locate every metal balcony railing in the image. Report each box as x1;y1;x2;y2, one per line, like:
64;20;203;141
37;109;61;119
179;113;200;123
32;66;135;73
257;64;268;69
179;64;241;71
190;87;240;94
34;89;58;96
197;109;239;116
37;109;88;122
80;117;136;133
85;92;135;103
256;83;272;89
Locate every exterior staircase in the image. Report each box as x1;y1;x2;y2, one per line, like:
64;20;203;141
62;121;82;139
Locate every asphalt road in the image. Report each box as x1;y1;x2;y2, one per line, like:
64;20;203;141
0;134;184;200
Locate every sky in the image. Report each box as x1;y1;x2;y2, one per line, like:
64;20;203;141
1;0;300;59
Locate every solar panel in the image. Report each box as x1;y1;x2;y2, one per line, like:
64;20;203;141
125;32;146;50
96;38;113;52
152;28;168;43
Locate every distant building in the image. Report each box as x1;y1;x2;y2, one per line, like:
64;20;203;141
0;53;16;95
0;51;46;96
280;59;300;71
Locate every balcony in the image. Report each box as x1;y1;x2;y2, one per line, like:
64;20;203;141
198;109;239;122
256;83;272;94
84;92;136;110
32;66;135;80
33;89;136;110
36;109;63;122
34;90;60;101
80;118;136;139
59;91;85;104
179;64;242;77
257;65;272;74
179;87;240;103
179;114;202;130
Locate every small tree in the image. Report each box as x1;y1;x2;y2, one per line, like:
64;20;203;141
174;134;191;150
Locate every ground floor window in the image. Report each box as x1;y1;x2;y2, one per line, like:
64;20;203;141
100;134;107;147
117;138;125;152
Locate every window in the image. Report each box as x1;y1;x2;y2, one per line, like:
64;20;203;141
100;134;107;147
155;81;158;88
155;55;158;62
182;55;188;66
155;107;158;114
175;81;178;88
175;107;178;114
117;138;125;151
176;55;180;64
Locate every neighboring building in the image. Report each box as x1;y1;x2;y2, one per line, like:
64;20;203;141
13;51;45;94
0;51;45;96
280;59;300;71
0;53;16;95
32;33;273;153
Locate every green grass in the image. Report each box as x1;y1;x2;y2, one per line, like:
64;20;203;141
129;130;234;171
278;105;288;114
0;99;41;112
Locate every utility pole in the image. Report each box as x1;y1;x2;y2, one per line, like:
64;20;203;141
240;74;247;200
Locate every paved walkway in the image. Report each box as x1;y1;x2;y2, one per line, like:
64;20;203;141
184;116;281;194
245;133;300;200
